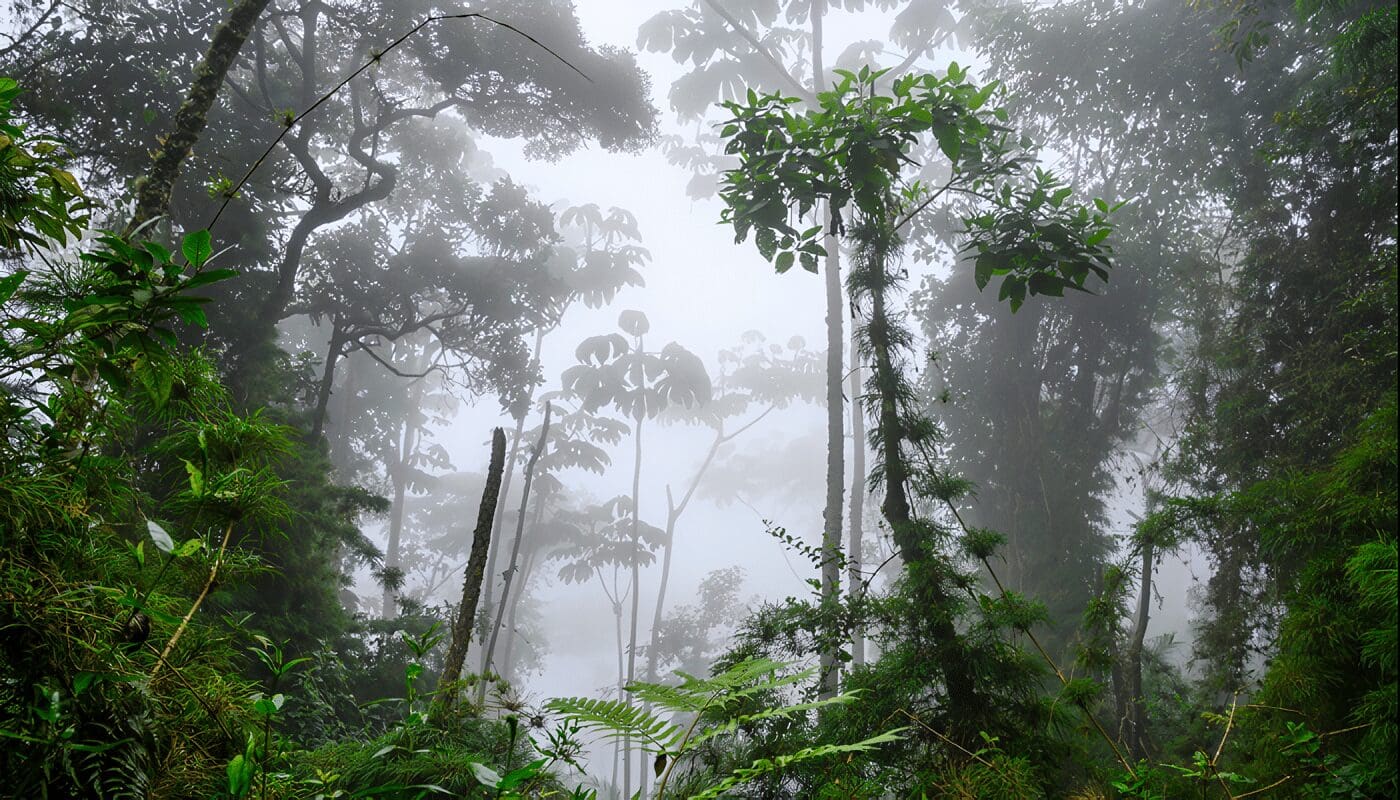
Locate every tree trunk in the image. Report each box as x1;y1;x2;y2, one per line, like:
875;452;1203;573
848;327;866;668
126;0;272;234
481;404;551;691
479;331;542;673
1124;539;1154;760
626;402;644;800
609;572;625;793
432;428;506;720
501;502;544;680
819;202;845;700
866;269;978;740
807;0;845;704
381;374;424;617
645;432;725;684
311;319;346;439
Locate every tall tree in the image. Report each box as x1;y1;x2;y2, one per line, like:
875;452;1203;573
642;0;960;698
643;333;822;689
477;203;647;680
558;310;710;797
4;0;658;399
125;0;271;232
720;63;1116;743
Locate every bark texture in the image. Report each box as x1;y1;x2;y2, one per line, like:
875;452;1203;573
434;427;507;718
127;0;272;234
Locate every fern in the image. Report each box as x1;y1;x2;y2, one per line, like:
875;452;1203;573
546;658;904;799
688;730;906;800
541;695;681;752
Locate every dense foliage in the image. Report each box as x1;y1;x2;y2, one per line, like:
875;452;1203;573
0;0;1394;797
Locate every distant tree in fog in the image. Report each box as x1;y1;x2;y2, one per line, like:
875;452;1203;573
557;308;711;800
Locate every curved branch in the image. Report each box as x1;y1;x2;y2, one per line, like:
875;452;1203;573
207;11;591;232
702;0;812;101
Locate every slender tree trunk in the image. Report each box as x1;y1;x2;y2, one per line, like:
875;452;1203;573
865;268;978;739
311;319;346;439
848;328;866;668
498;549;530;679
610;574;625;793
648;499;680;684
1124;539;1155;760
501;504;544;679
819;202;845;700
432;428;506;720
329;354;359;473
381;415;414;617
482;404;551;693
808;0;845;704
126;0;272;234
479;331;542;672
645;432;726;684
626;403;644;800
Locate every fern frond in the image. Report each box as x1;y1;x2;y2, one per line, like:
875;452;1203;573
625;681;710;714
684;693;860;751
544;696;679;753
688;728;907;800
708;666;815;708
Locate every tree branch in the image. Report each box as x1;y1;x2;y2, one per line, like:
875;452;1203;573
207;12;591;232
701;0;813;101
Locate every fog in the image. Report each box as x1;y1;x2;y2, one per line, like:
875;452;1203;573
3;0;1392;796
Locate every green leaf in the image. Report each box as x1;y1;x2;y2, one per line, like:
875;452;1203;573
181;230;213;268
184;459;205;498
174;538;203;558
1086;228;1112;246
0;270;27;304
973;254;997;290
1028;272;1065;297
970;80;1000;109
933;123;962;163
774;251;795;273
226;754;253;798
499;759;549;791
181;268;237;290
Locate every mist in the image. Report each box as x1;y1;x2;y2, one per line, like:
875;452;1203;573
1;0;1394;797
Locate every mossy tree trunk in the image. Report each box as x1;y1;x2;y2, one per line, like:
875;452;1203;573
433;428;507;719
126;0;272;234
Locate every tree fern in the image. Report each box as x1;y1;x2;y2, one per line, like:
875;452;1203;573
546;658;903;799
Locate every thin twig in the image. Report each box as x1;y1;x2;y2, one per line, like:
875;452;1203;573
150;521;236;681
1233;774;1293;799
1207;694;1241;800
207;12;591;231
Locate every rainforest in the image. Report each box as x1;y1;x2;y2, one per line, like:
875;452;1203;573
0;0;1394;798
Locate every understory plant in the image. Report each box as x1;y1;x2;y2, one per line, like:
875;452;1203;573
547;657;903;799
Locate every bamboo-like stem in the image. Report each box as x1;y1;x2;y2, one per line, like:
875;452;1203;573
150;521;236;681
